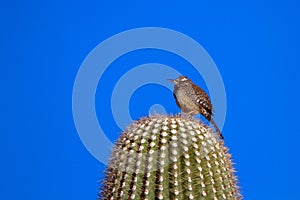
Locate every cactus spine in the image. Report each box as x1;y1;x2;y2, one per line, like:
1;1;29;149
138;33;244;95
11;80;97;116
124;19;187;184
100;115;241;199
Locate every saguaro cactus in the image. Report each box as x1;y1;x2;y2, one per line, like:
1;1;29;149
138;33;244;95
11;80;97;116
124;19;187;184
100;115;241;199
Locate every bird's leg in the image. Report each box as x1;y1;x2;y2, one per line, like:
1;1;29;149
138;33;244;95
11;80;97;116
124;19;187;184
181;111;194;120
180;112;188;119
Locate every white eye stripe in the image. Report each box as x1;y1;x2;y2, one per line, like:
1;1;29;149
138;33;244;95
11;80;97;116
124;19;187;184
180;78;187;81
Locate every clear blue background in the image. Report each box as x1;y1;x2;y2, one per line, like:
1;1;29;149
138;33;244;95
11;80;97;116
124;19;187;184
2;1;300;199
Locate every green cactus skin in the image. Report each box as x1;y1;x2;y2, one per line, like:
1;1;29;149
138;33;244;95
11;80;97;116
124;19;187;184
100;115;241;200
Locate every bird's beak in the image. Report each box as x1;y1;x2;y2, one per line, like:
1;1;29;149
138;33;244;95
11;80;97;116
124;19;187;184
168;79;175;83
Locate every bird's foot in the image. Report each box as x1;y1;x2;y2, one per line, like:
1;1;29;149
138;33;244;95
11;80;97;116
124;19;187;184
180;112;194;120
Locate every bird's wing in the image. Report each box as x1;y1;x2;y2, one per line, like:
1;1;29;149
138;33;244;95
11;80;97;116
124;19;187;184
193;85;213;115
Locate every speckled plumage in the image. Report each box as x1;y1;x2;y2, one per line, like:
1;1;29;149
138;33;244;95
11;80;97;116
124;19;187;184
169;75;224;139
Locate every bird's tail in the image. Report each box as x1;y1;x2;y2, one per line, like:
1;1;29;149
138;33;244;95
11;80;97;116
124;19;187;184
209;118;224;139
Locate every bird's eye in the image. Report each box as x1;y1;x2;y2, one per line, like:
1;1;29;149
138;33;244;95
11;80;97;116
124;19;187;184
180;78;187;81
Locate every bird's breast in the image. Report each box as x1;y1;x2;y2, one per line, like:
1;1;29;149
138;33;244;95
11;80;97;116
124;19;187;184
175;88;200;114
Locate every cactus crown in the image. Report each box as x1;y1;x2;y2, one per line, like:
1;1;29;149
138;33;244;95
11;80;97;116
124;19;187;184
100;115;241;200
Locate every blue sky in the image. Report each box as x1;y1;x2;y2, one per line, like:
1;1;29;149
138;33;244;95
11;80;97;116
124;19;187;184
1;1;300;200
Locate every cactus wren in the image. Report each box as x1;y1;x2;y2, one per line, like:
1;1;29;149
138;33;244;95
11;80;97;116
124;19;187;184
168;75;224;139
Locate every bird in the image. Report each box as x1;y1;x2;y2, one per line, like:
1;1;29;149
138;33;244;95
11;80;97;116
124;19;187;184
168;75;224;139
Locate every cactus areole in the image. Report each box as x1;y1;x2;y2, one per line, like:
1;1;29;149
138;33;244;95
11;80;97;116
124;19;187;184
100;115;241;200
